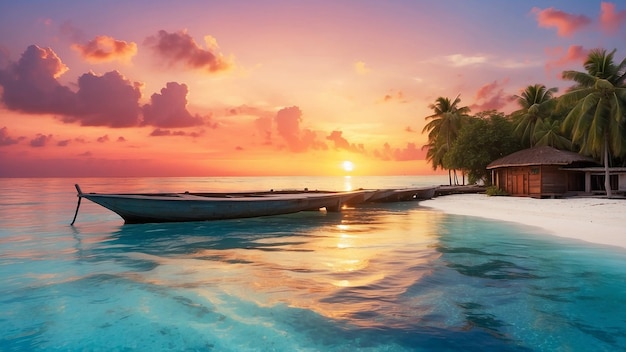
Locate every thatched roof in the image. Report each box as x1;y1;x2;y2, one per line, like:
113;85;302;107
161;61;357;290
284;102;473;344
487;146;598;169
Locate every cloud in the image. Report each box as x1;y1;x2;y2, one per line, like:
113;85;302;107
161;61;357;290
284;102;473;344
0;45;10;68
30;133;53;147
0;45;76;114
326;130;364;153
545;45;589;72
63;70;142;127
142;82;205;127
72;35;137;63
59;20;84;42
274;106;326;152
600;2;626;34
117;136;127;142
354;61;370;75
531;7;591;37
57;139;71;146
97;135;110;143
381;90;407;103
149;128;203;137
144;30;232;73
0;126;25;146
470;79;510;112
445;54;487;67
326;130;350;149
0;46;142;127
254;116;273;145
374;142;425;161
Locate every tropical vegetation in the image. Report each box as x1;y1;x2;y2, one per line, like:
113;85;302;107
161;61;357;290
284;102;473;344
421;95;470;185
422;47;626;196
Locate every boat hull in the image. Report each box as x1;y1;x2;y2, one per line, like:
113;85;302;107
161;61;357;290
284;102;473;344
80;190;368;224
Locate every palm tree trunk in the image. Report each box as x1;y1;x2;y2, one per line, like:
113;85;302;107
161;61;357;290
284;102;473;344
448;169;452;186
604;137;612;198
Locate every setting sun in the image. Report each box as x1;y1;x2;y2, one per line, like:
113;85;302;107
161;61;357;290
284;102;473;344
342;161;354;172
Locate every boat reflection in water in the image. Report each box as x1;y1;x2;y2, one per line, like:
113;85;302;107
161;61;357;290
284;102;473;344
84;202;444;329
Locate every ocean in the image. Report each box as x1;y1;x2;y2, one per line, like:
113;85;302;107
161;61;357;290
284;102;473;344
1;176;625;351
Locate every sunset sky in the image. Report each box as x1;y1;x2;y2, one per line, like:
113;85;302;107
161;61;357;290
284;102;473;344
1;1;625;177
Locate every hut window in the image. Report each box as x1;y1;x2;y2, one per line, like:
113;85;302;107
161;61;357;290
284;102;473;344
531;167;540;175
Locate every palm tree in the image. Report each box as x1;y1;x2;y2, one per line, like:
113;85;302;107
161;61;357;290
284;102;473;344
422;138;447;171
511;84;558;147
422;95;470;185
533;119;572;150
560;48;626;197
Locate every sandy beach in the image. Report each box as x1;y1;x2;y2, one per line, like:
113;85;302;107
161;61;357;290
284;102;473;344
421;194;626;249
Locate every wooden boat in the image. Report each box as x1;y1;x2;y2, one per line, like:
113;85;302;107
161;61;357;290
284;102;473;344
71;184;372;224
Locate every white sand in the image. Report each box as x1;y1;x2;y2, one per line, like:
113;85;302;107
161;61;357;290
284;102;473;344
421;194;626;249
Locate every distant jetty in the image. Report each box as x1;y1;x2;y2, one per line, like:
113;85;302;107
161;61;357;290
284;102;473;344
434;185;487;197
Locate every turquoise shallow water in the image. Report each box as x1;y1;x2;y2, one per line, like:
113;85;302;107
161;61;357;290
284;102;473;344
1;177;625;351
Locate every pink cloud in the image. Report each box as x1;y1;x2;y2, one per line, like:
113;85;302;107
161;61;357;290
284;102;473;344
97;135;110;143
0;46;143;127
66;70;142;127
600;2;626;34
545;45;589;72
0;45;75;114
274;106;326;152
142;82;205;127
374;142;425;161
30;133;53;147
326;130;365;153
72;35;137;63
254;116;273;145
144;30;232;73
149;128;203;137
0;126;25;146
59;20;84;42
531;7;591;36
470;80;510;112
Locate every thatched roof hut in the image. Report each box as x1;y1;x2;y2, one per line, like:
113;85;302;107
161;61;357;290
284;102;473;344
487;146;597;169
487;146;599;198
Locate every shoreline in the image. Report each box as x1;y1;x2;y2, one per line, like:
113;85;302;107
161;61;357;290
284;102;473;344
420;193;626;249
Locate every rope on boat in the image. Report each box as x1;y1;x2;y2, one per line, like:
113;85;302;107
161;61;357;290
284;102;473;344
70;184;83;226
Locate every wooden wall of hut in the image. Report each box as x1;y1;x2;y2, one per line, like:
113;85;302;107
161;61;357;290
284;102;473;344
492;165;587;198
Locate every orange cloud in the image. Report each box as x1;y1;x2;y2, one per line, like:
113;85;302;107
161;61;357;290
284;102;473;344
381;90;407;103
600;2;626;34
354;61;370;75
531;7;591;37
72;35;137;63
144;30;233;73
